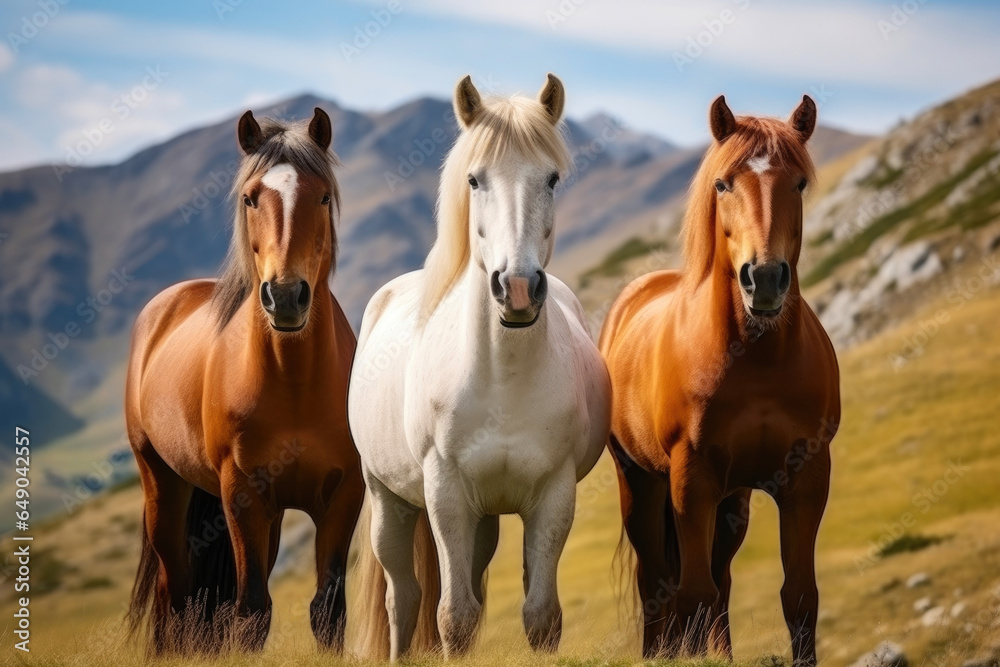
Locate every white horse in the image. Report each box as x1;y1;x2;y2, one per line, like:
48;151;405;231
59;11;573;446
348;74;612;661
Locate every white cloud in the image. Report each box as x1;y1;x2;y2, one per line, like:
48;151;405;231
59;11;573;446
0;115;47;171
9;62;191;167
46;11;341;79
0;42;13;72
382;0;1000;93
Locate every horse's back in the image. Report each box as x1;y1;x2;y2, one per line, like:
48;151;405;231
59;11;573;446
599;269;682;357
127;279;216;393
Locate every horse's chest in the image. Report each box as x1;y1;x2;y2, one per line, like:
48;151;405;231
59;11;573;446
688;371;831;476
423;387;578;488
213;381;349;479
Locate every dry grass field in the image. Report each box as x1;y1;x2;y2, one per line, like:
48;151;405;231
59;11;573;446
3;257;1000;667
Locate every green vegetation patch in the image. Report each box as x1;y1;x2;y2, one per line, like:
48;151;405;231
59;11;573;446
579;236;666;287
877;533;946;559
804;149;998;286
905;166;1000;241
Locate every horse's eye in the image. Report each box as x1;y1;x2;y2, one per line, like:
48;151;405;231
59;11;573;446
321;193;331;205
797;178;808;193
468;175;479;189
243;194;254;208
714;179;730;194
547;173;559;189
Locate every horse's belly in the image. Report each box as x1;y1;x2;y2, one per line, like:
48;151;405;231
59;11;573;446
140;360;220;493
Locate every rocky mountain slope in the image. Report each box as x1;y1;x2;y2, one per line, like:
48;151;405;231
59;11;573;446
801;78;1000;347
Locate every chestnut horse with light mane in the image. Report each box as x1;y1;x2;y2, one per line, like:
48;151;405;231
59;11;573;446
125;108;363;654
600;95;839;666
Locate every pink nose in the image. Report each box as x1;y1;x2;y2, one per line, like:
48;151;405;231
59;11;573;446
508;277;531;311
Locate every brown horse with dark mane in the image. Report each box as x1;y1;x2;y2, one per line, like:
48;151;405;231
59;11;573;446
600;95;840;666
125;108;363;654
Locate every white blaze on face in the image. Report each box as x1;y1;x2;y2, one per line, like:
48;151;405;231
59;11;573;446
747;154;771;175
261;163;299;236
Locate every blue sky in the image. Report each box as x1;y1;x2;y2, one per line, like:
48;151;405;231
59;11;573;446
1;0;999;171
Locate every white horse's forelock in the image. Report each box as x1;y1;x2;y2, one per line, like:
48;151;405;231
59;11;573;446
419;95;570;323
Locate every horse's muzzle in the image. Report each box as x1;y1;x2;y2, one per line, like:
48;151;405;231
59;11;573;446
260;280;311;331
491;269;546;328
739;260;790;317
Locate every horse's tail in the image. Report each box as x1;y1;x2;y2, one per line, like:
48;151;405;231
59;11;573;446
127;509;160;639
128;487;237;653
352;496;442;659
186;486;238;647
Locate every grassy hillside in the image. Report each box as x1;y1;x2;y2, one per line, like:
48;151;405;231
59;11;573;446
3;256;999;666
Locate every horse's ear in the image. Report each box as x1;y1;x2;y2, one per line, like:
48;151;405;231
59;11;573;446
454;75;482;129
709;95;737;142
308;107;333;151
237;110;264;154
538;73;565;125
788;95;817;143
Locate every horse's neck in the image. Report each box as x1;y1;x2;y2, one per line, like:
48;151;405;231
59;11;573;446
456;263;548;374
241;284;338;377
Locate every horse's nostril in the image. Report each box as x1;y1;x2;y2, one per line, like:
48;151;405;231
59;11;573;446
778;262;791;293
739;263;754;291
260;282;275;312
296;281;311;311
533;270;548;303
490;271;504;303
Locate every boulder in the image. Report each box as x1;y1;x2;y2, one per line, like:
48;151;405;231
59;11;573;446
850;641;908;667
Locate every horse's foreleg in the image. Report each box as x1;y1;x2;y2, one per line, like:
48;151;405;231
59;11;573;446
520;465;576;652
368;474;423;661
708;488;752;658
221;470;276;652
776;449;830;667
669;449;721;656
424;468;480;658
309;470;364;651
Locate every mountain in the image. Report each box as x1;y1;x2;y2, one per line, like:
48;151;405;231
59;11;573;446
800;79;1000;346
0;359;83;455
0;90;869;512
